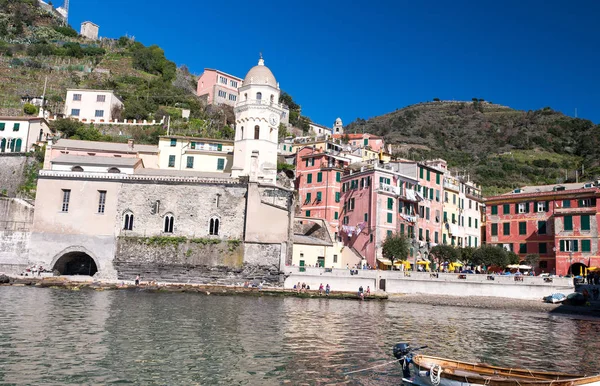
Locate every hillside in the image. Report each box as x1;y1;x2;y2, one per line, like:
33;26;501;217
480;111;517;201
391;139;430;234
0;0;239;142
346;101;600;196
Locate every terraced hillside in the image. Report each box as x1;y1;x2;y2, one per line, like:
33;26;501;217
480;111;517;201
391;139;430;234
346;101;600;195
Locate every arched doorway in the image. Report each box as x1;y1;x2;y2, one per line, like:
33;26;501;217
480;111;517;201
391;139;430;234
570;262;587;277
53;251;98;276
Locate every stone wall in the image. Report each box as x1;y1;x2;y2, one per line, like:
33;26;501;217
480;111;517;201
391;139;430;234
117;181;247;240
0;154;35;197
0;198;34;273
114;237;280;284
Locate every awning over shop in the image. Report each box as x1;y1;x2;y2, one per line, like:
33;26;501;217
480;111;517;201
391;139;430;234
377;258;392;266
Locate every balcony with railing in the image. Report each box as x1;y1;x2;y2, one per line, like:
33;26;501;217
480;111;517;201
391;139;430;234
235;99;288;110
377;182;401;196
554;206;597;215
443;179;459;192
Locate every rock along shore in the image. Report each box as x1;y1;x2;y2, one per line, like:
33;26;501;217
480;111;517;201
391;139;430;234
0;275;388;301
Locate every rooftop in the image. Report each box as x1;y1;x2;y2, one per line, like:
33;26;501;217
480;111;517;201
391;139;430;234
0;116;48;123
159;136;234;144
331;133;382;140
202;68;243;81
292;234;333;247
486;182;600;201
52;139;158;154
52;155;142;167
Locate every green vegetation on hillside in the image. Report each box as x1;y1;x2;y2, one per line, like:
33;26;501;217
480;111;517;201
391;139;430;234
346;101;600;195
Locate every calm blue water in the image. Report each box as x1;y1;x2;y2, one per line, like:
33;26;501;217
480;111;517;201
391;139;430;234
0;286;599;385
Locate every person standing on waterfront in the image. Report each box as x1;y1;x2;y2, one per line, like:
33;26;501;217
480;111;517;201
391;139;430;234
319;283;324;295
325;284;330;296
135;275;140;286
366;286;371;297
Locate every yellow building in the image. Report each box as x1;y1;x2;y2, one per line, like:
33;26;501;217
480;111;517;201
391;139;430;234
158;136;234;173
442;175;461;245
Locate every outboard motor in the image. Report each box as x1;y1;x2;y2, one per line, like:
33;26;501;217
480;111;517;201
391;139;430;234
393;343;413;378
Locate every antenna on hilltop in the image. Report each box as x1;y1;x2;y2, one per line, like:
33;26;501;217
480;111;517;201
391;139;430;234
63;0;69;25
575;108;577;118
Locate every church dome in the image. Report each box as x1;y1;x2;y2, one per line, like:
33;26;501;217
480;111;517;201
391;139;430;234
242;57;277;87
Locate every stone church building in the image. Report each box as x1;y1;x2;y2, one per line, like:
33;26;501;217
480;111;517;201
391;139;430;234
27;58;295;283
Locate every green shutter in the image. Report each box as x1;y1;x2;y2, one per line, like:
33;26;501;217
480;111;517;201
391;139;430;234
217;158;225;170
538;221;547;235
559;240;565;252
503;223;510;235
398;201;404;213
519;222;526;235
387;212;392;223
364;213;368;221
336;172;341;182
519;243;527;254
491;205;498;215
307;174;312;183
436;173;440;184
334;212;339;220
400;224;405;235
429;189;434;200
0;123;4;131
573;240;578;252
563;200;571;208
475;219;478;228
316;192;322;201
13;123;19;131
335;192;340;202
582;240;591;252
564;215;573;231
186;156;194;169
387;230;392;238
581;215;591;231
317;172;323;182
306;193;311;202
503;204;510;214
491;223;498;236
311;158;315;166
305;159;309;167
419;167;424;179
168;155;175;167
426;170;430;181
387;197;393;210
364;138;368;146
305;210;310;217
217;143;222;151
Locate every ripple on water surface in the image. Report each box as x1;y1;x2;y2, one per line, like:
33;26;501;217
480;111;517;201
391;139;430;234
0;287;599;385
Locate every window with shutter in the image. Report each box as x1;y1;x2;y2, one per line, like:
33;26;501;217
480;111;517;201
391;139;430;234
317;172;322;182
491;205;498;215
538;221;547;234
316;192;322;201
217;158;225;170
503;223;510;235
581;215;591;231
335;192;340;202
564;216;573;231
503;204;510;214
387;212;392;223
387;198;393;210
519;222;526;235
582;240;591;252
307;174;312;183
336;172;341;182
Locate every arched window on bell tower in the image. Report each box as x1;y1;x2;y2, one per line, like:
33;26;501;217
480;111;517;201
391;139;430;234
240;126;244;140
256;92;262;100
254;125;260;139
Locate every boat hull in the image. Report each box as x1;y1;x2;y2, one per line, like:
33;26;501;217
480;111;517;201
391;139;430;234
401;355;600;386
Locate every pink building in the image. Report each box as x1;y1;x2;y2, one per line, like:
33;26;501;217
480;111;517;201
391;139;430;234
340;163;418;268
416;160;446;245
331;133;385;152
295;144;349;230
196;69;242;107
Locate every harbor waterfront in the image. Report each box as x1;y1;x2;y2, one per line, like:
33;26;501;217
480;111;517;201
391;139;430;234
0;285;599;385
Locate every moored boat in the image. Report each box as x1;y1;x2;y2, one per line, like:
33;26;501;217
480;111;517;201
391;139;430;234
393;343;600;386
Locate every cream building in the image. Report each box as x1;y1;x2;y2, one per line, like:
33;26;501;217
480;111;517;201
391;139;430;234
232;57;286;183
80;21;99;40
157;136;233;173
64;89;124;122
0;116;52;153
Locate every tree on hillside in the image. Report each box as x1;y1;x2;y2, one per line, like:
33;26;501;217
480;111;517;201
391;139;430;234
430;245;459;263
381;233;409;266
130;44;176;81
50;118;83;138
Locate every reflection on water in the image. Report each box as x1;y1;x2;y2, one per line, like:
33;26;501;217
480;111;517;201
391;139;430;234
0;287;599;385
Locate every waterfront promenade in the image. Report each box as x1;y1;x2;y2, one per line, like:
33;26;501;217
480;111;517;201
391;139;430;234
283;267;574;300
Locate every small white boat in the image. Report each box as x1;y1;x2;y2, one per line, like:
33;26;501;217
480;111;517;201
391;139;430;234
393;344;600;386
543;293;566;304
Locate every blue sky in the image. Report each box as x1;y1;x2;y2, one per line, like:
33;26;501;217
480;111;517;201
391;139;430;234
70;0;600;125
